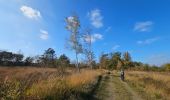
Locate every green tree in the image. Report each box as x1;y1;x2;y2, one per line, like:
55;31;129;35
57;54;70;75
24;57;34;66
163;63;170;71
41;48;56;67
58;54;70;67
99;53;109;69
110;52;122;69
13;53;24;65
123;52;133;69
0;51;13;65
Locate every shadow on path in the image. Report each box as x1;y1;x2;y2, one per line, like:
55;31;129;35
79;75;103;100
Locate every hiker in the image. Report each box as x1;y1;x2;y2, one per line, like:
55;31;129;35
120;69;125;81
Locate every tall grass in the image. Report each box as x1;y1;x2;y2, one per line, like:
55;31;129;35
0;67;101;100
26;70;100;99
126;71;170;100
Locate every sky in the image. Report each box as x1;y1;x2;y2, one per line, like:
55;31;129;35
0;0;170;66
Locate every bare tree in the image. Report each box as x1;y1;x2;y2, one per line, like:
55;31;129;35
83;28;95;69
65;15;83;71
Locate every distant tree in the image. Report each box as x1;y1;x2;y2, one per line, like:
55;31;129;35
41;48;56;67
56;54;70;75
111;52;122;69
143;64;150;71
65;15;83;71
133;61;143;67
0;51;13;65
99;53;109;69
0;51;24;66
123;52;131;61
117;60;123;70
91;60;97;69
162;63;170;71
33;55;41;66
123;52;132;69
13;53;24;65
58;54;70;67
83;28;95;69
24;57;34;66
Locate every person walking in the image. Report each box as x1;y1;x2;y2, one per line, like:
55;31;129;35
120;69;125;81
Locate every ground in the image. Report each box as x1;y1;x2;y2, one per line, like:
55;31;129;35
93;72;143;100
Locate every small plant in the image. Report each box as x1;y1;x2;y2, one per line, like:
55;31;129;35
0;79;21;100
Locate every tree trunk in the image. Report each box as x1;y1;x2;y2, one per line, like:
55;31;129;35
75;52;80;72
89;34;92;69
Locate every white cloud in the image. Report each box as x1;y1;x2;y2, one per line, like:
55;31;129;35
93;33;103;39
40;30;48;40
20;5;41;19
88;9;103;28
137;37;159;45
84;33;103;43
112;45;120;50
134;21;153;32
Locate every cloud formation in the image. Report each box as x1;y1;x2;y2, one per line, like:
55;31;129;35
84;33;103;43
112;45;120;50
134;21;153;32
40;30;49;40
137;37;159;45
88;9;103;28
20;5;41;19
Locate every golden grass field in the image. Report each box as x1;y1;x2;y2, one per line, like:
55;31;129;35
0;67;102;100
126;71;170;100
0;67;170;100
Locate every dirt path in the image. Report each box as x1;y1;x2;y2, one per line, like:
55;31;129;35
93;73;143;100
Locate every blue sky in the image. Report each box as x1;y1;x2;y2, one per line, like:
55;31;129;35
0;0;170;66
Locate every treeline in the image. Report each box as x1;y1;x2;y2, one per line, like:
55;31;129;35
0;48;71;68
0;49;170;71
0;50;24;66
99;51;170;71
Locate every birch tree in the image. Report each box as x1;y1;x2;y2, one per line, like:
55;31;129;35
65;15;83;71
83;28;95;69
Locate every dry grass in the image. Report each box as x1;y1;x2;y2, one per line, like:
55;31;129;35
126;71;170;100
0;67;101;100
0;67;59;81
26;70;101;99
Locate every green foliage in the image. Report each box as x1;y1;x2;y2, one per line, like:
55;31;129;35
24;57;34;66
99;53;109;69
40;48;56;67
162;63;170;71
110;52;121;69
99;52;133;70
123;52;133;68
58;54;70;67
0;51;24;66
